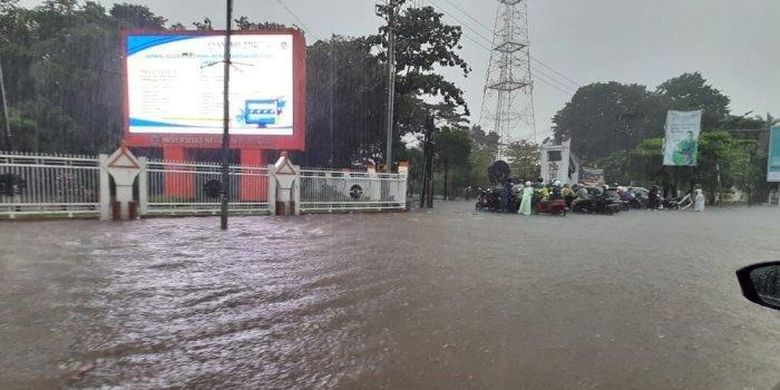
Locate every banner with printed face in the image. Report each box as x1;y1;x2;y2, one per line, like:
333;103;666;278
663;110;702;166
768;126;780;182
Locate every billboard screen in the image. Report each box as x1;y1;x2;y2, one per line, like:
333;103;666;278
122;30;306;150
768;126;780;182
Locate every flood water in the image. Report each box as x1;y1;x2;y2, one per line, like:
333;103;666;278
1;202;779;389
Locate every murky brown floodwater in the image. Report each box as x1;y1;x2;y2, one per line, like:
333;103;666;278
1;203;779;389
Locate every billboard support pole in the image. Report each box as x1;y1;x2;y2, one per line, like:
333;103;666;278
220;0;233;230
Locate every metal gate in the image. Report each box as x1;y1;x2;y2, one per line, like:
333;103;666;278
0;152;100;218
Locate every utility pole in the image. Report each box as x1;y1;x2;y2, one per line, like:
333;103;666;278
384;0;398;172
329;35;335;167
420;113;435;208
0;57;11;148
220;0;233;230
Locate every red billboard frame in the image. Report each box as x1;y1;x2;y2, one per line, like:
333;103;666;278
121;29;307;151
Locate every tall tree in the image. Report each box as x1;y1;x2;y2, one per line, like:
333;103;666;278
656;72;730;130
435;126;471;199
469;125;499;156
552;82;663;162
372;0;470;161
302;36;387;167
505;140;540;181
110;3;167;29
0;2;170;152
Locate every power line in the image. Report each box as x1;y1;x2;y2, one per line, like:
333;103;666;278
428;0;581;89
532;57;580;88
439;0;493;33
273;0;318;41
455;28;575;95
425;0;579;93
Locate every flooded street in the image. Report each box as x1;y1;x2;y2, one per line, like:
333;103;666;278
1;203;779;389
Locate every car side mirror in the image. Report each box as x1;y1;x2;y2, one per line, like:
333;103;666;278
736;262;780;311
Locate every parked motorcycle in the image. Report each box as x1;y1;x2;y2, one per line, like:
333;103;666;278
572;194;622;215
661;197;680;210
476;185;522;212
534;197;568;216
475;187;500;211
604;188;630;211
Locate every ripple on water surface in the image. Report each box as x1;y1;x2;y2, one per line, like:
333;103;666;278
73;217;383;389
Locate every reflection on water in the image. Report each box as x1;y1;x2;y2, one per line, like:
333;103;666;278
1;204;779;389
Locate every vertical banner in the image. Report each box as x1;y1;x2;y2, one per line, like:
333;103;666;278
768;126;780;182
663;110;702;166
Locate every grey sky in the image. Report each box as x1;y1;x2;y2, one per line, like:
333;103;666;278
19;0;780;139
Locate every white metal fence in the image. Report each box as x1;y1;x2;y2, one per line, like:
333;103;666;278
0;151;408;219
299;169;407;212
0;151;101;218
146;159;271;216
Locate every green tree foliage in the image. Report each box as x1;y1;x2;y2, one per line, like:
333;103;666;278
435;127;471;198
553;73;733;164
601;132;756;203
110;3;167;29
656;72;730;129
552;82;663;162
235;17;289;31
468;125;499;156
466;125;499;187
372;0;470;142
2;0;470;176
601;138;666;186
505;140;540;181
1;1;130;152
468;148;494;188
301;36;387;167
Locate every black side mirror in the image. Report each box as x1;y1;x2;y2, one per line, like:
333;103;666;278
736;262;780;311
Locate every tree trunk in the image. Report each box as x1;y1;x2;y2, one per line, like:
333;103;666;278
443;158;449;200
426;142;434;208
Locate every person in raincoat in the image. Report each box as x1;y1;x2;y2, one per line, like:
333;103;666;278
518;181;534;215
694;189;705;212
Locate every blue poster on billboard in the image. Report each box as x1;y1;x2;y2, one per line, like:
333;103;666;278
768;126;780;182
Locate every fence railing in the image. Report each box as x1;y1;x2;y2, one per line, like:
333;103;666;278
0;152;101;218
0;151;408;219
145;159;271;216
299;169;407;212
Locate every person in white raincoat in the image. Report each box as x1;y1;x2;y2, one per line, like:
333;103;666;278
694;189;705;212
518;181;534;215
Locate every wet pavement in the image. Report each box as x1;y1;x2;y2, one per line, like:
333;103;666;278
1;202;779;389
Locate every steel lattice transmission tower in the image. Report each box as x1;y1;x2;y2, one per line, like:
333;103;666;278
479;0;536;160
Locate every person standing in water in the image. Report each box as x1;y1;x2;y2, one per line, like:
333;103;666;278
519;181;534;216
694;189;706;212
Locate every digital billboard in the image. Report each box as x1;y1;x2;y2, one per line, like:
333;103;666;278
122;30;306;150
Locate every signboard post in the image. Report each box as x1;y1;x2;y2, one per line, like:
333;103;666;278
220;0;233;230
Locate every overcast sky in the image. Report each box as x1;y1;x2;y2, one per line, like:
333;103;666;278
19;0;780;139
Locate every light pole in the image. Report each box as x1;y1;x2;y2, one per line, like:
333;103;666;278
220;0;233;230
